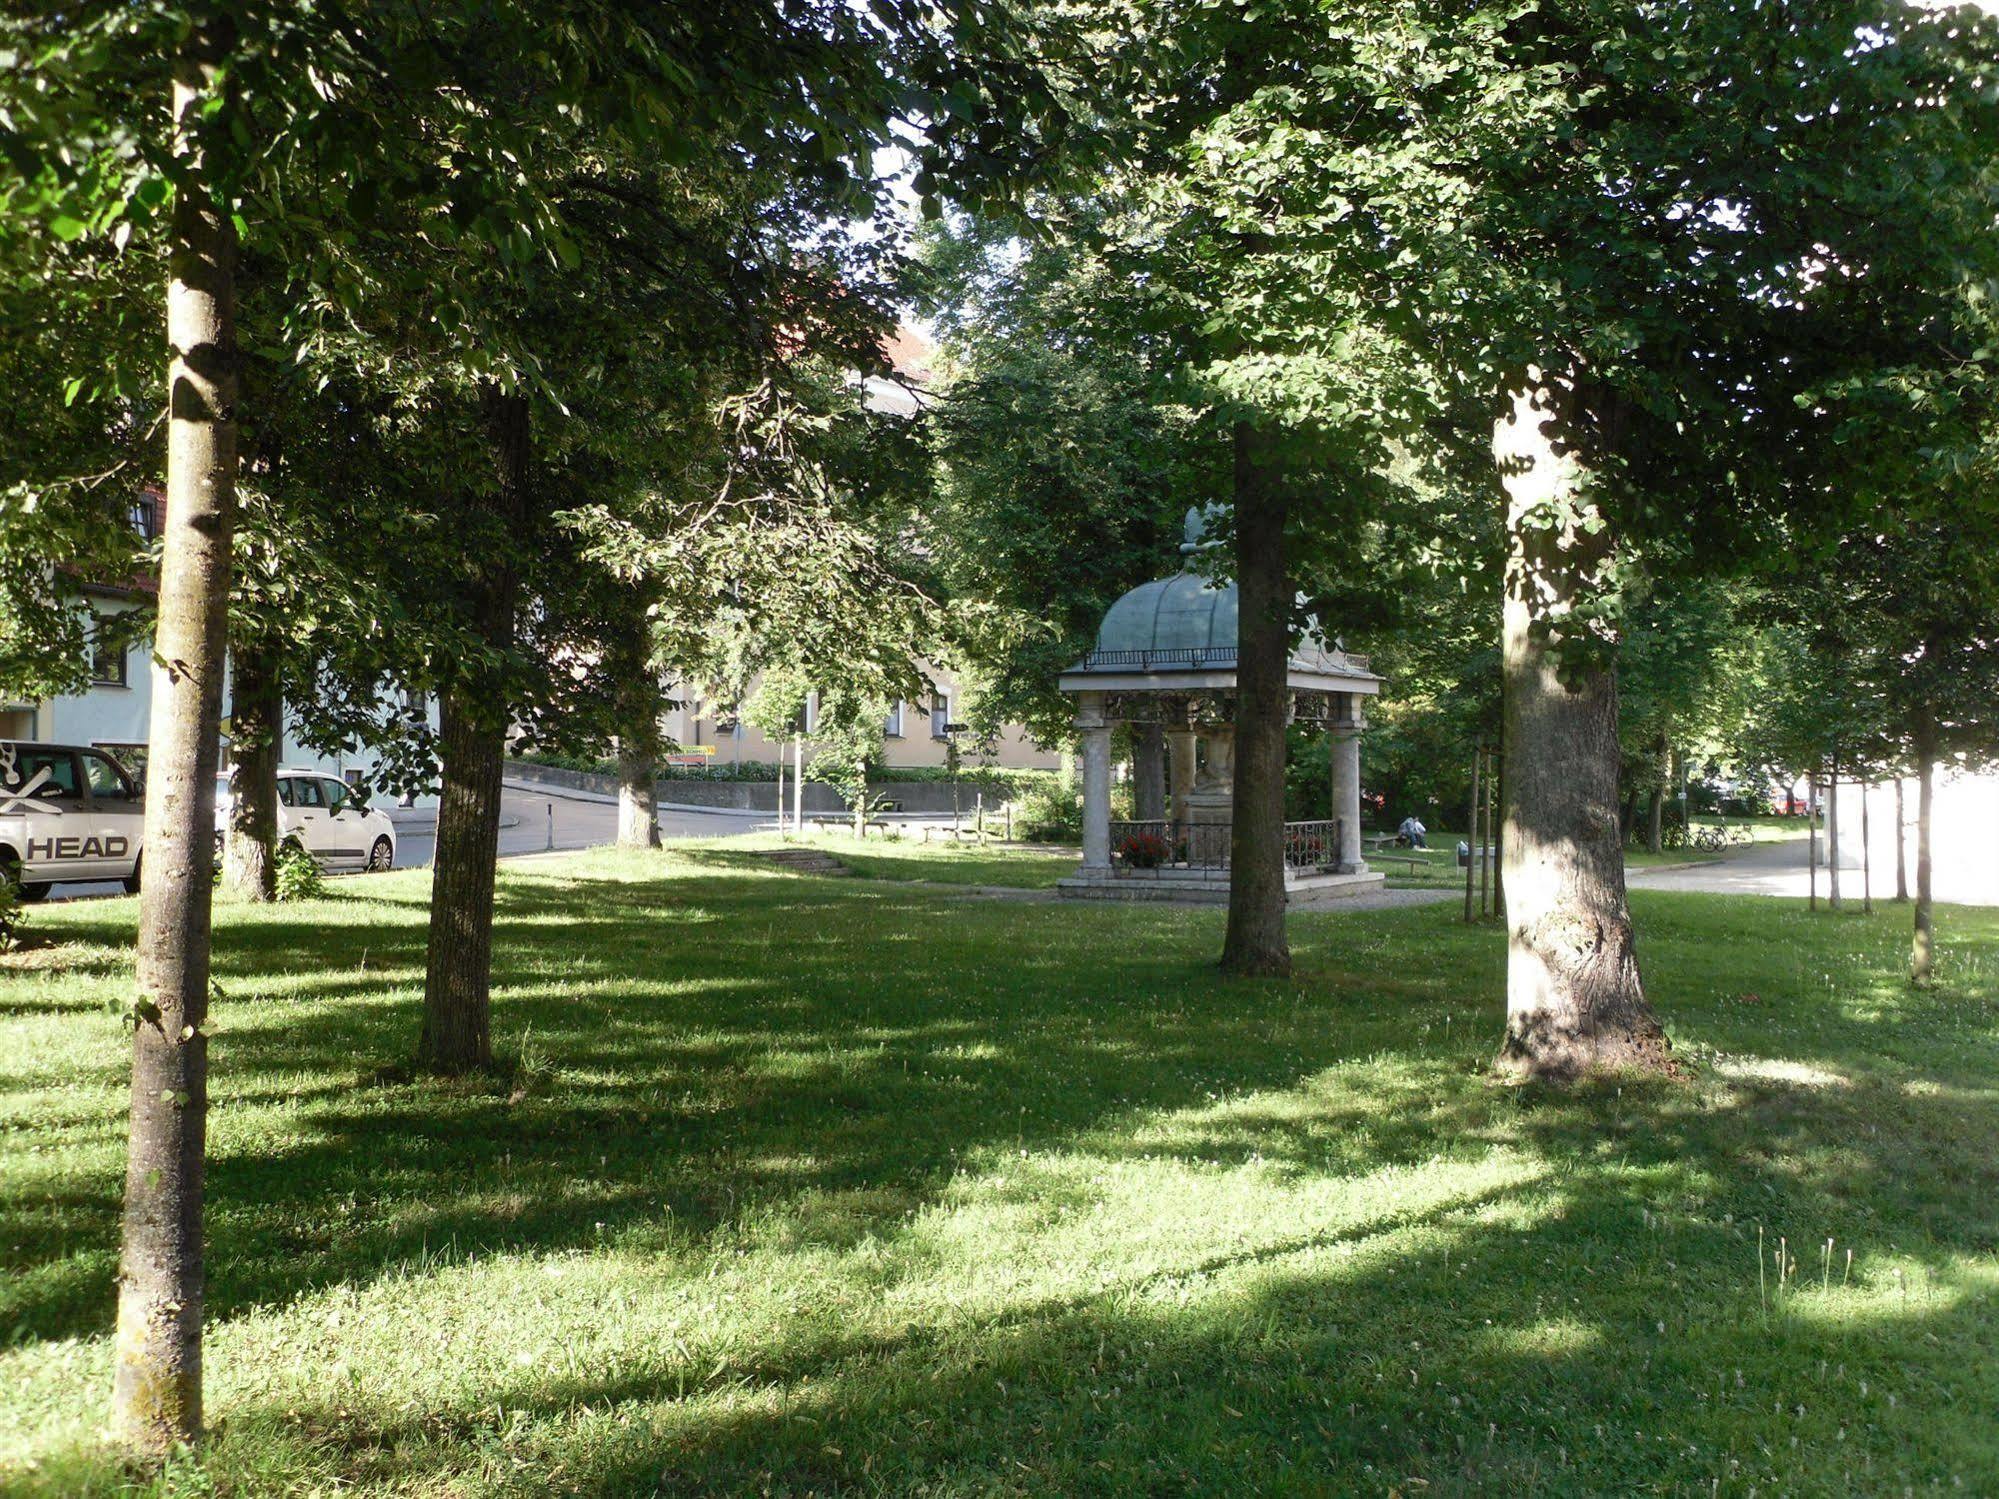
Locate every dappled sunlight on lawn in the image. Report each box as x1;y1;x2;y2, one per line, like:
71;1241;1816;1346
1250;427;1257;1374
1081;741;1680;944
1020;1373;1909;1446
3;852;1997;1493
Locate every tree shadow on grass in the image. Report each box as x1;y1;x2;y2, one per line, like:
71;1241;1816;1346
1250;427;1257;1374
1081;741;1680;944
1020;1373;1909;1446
4;866;1997;1494
37;1088;1994;1496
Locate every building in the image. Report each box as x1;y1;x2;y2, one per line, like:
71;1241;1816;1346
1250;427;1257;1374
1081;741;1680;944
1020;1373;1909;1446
3;492;425;795
658;673;1064;773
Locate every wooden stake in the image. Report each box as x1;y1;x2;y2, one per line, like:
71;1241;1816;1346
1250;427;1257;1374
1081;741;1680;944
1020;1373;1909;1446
1465;741;1481;924
1861;773;1873;915
1894;776;1909;903
1809;770;1819;912
1479;750;1493;920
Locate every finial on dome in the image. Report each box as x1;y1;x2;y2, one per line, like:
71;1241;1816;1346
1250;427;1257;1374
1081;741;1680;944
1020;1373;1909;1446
1180;503;1223;559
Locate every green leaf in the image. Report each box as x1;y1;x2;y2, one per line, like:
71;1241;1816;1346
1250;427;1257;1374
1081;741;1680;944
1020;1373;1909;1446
48;213;86;241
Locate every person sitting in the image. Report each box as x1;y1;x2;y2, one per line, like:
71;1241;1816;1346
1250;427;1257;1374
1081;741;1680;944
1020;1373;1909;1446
1397;814;1428;849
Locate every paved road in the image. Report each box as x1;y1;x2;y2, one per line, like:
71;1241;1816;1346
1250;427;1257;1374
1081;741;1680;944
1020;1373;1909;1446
390;785;770;869
43;786;772;901
1628;835;1997;907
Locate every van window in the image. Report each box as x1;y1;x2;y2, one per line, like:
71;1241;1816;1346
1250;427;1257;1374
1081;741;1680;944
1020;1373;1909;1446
79;751;133;800
276;779;297;809
4;749;80;801
319;778;348;813
289;778;324;810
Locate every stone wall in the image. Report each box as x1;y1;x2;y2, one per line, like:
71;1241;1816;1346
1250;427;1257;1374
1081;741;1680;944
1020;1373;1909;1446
503;758;1007;815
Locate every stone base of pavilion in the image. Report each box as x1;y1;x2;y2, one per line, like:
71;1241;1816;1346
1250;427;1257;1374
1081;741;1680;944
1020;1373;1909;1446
1056;865;1387;906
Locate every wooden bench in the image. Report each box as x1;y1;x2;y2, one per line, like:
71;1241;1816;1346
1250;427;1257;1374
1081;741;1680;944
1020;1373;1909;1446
809;814;891;835
1370;853;1427;875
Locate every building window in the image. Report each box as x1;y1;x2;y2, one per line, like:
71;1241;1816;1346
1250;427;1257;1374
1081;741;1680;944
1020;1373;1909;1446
884;701;904;738
930;693;952;739
88;618;128;686
128;494;163;542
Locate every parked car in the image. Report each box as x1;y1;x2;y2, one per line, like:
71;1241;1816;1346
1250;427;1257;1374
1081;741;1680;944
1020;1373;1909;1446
0;740;144;899
213;769;397;874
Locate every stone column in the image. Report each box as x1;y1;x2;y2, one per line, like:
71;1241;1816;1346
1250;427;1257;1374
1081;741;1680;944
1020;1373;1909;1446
1331;695;1365;873
1077;692;1112;873
1166;724;1197;828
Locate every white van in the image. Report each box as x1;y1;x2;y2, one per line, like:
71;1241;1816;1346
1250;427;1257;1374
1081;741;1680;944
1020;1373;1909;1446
213;768;398;874
0;741;144;900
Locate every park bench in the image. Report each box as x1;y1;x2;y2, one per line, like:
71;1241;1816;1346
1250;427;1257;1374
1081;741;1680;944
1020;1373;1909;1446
809;814;892;835
1370;853;1427;875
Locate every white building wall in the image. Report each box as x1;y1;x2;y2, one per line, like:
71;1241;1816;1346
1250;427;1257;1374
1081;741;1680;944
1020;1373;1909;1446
21;595;440;807
1822;768;1999;908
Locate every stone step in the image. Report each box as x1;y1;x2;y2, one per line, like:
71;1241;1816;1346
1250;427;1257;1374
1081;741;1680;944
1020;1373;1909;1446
754;849;851;876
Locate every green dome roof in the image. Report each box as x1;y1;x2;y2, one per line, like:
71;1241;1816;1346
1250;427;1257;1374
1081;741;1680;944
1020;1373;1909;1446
1065;506;1377;683
1095;571;1238;656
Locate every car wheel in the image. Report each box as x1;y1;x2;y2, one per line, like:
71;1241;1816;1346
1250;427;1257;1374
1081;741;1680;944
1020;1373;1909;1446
123;856;142;895
367;835;394;873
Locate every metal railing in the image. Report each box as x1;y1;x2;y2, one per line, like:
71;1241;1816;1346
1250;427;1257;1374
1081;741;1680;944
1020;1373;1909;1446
1081;646;1239;672
1108;818;1346;875
1282;819;1342;872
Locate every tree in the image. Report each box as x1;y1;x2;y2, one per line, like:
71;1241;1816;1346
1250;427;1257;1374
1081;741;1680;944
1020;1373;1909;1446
922;221;1193;746
121;15;241;1456
1492;378;1667;1075
1219;426;1295;974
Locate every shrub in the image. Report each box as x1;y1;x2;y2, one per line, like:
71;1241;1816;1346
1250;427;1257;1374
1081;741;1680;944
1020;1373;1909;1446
1659;804;1690;849
1011;779;1083;843
0;876;22;953
274;840;326;902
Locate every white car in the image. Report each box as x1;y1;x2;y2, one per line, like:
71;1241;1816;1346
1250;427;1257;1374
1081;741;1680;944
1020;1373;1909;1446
214;768;397;874
0;740;145;899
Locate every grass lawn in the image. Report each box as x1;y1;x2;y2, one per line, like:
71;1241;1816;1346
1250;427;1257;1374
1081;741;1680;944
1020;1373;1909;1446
712;829;1077;889
1373;825;1790;890
3;848;1996;1495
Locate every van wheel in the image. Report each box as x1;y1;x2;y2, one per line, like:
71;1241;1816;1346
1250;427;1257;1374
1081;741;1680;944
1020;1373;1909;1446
123;856;142;895
367;836;394;872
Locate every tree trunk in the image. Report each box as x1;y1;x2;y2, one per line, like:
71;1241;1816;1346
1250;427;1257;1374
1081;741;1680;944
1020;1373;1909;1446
1492;373;1667;1081
1827;749;1842;912
611;610;661;850
1493;708;1507;920
1894;775;1909;903
222;631;280;901
1644;737;1666;855
1220;421;1291;978
1133;722;1167;823
418;386;528;1074
1912;707;1936;984
112;34;238;1456
617;745;659;848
